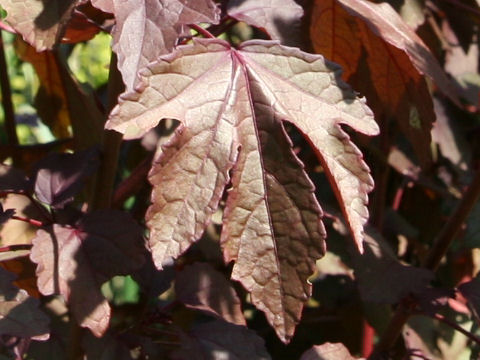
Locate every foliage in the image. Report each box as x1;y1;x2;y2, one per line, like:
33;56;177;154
0;0;479;359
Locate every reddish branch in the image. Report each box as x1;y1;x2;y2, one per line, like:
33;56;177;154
371;170;480;358
188;24;215;39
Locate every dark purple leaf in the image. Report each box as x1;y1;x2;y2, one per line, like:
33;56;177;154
351;230;433;304
0;204;15;227
0;164;30;193
30;210;145;336
172;320;270;360
413;287;455;316
33;147;100;208
0;267;49;340
458;274;480;322
175;263;245;326
82;332;133;360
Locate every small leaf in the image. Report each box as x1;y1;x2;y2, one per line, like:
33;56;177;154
30;210;145;336
175;263;245;326
2;0;79;51
0;267;49;340
227;0;304;46
33;148;100;208
300;342;360;360
91;0;220;90
61;9;101;44
173;320;271;360
107;38;378;342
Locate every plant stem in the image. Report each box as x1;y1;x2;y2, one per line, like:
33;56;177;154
423;170;480;271
189;24;215;38
112;152;153;207
0;31;19;152
428;312;480;345
11;215;44;227
0;244;31;252
91;52;124;210
371;170;480;358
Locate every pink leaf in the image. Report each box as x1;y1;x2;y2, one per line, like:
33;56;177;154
91;0;220;90
107;38;378;342
2;0;79;51
227;0;304;46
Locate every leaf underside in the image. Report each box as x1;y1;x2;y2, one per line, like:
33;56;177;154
107;38;378;342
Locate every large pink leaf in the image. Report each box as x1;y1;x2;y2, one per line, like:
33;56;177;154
227;0;304;46
106;38;378;341
2;0;79;51
30;210;145;337
91;0;220;90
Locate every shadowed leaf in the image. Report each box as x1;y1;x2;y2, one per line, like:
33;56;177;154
175;262;245;325
173;320;271;360
91;0;220;90
227;0;304;46
30;210;145;336
459;274;480;321
33;148;100;208
61;9;101;44
82;332;133;360
15;38;104;148
0;164;30;193
352;230;433;304
2;0;79;51
0;267;49;340
106;38;378;342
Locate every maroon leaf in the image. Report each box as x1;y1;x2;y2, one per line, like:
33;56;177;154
15;38;104;149
300;342;359;360
175;263;245;326
458;274;480;322
0;164;30;193
0;205;15;227
0;268;49;341
310;0;461;166
2;0;79;51
106;38;378;342
227;0;304;46
173;320;270;360
61;9;101;44
334;0;460;106
351;230;433;304
33;148;100;208
91;0;220;90
82;332;133;360
413;287;455;316
30;210;145;337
